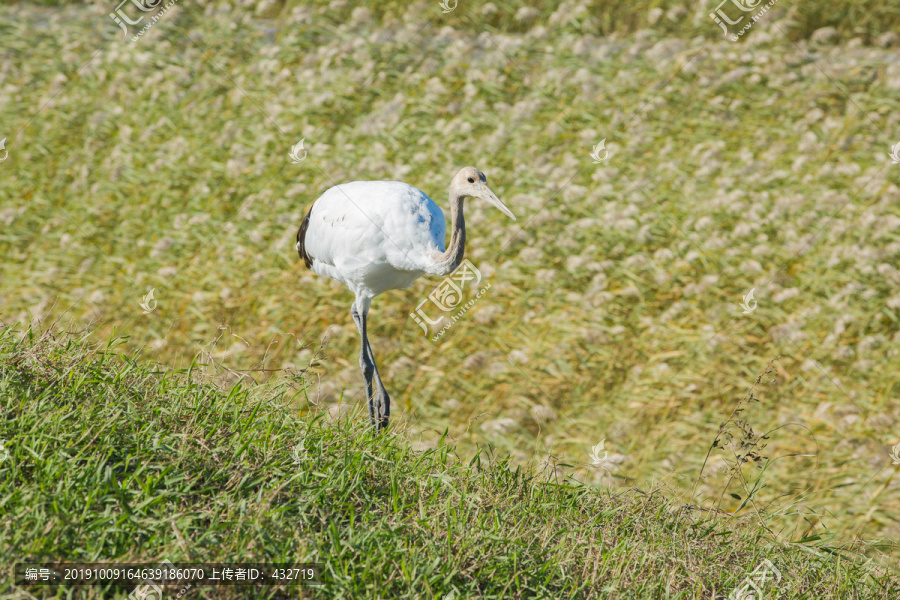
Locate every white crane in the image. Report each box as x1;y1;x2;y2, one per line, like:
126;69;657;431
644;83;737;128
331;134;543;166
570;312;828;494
296;166;516;429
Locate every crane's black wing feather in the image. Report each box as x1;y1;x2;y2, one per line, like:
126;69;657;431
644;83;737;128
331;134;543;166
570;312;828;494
296;209;313;269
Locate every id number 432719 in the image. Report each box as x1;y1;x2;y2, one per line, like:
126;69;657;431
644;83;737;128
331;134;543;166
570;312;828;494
271;568;315;580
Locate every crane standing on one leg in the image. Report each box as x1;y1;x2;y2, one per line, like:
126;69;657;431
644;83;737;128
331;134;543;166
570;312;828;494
296;166;516;429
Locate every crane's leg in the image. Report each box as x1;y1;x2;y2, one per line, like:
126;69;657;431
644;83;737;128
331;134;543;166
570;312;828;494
351;300;376;423
352;297;390;429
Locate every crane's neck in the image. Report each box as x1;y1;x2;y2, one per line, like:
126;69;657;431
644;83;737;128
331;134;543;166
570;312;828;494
433;191;466;276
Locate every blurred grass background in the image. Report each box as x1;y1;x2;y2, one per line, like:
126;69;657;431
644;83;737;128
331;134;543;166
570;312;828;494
2;0;900;567
9;0;900;41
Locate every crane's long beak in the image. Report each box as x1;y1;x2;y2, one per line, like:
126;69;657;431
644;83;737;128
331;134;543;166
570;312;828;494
480;186;516;221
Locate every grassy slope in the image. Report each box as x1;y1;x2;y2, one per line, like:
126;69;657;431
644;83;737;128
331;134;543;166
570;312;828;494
2;0;900;571
1;326;898;599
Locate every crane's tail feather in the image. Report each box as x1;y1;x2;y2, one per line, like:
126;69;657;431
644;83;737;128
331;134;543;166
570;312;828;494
296;210;313;269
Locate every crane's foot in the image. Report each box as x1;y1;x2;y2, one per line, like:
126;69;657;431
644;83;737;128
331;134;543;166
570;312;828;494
371;389;390;430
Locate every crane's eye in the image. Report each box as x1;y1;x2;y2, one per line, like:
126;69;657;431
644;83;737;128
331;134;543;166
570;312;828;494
467;177;474;183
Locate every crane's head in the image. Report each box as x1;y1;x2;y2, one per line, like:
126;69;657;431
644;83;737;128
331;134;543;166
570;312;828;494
453;167;516;221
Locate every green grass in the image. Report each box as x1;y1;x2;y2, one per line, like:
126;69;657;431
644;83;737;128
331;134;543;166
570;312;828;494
1;325;898;599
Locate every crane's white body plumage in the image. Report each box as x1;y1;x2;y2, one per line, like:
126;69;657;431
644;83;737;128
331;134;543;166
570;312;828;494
300;181;446;299
296;167;515;429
